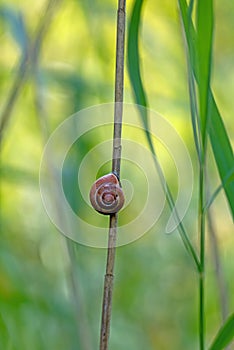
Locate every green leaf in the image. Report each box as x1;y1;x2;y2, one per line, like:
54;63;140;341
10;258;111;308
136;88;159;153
178;0;234;219
127;0;148;128
127;0;200;271
208;95;234;218
196;0;214;145
209;313;234;350
127;0;155;152
186;2;201;163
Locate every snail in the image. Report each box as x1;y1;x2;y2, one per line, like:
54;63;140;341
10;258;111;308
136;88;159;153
89;173;125;215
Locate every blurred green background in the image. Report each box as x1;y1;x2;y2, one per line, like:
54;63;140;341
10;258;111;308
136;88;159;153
0;0;233;349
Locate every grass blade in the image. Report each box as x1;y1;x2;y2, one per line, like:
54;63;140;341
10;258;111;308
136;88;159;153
178;0;234;220
186;2;201;163
127;0;147;111
196;0;214;146
208;96;234;219
127;0;155;154
128;0;200;271
127;0;152;152
209;313;234;350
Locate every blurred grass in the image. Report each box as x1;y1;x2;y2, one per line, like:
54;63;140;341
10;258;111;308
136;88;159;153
0;0;233;349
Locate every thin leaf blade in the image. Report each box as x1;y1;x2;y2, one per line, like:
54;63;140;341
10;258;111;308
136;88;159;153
209;95;234;218
127;0;148;128
178;0;234;219
196;0;214;145
209;313;234;350
127;0;200;270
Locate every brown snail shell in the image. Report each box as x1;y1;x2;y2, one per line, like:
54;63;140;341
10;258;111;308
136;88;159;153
89;173;125;215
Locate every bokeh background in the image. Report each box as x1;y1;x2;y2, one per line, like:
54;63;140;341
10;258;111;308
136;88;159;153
0;0;233;349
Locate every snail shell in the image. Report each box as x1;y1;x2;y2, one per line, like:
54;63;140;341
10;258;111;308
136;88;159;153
89;173;125;215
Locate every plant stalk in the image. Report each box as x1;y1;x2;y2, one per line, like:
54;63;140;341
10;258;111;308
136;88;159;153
99;1;126;350
199;165;206;350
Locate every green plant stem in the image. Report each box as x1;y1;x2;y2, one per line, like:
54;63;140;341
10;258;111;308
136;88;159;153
199;164;206;350
180;2;209;347
199;270;205;350
99;1;126;349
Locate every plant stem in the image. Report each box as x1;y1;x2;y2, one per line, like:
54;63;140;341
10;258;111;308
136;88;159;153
99;1;126;350
199;165;206;350
100;215;118;350
199;271;205;350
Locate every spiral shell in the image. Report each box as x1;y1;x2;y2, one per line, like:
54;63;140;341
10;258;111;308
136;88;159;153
89;173;125;215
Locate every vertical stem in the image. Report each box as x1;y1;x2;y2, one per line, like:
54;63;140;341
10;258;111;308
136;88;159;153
199;165;205;350
112;0;126;176
99;1;126;350
100;215;118;350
